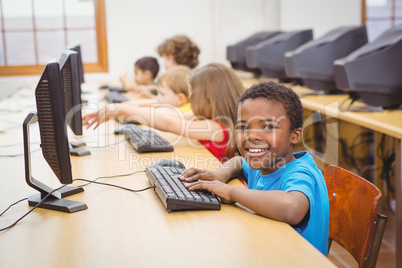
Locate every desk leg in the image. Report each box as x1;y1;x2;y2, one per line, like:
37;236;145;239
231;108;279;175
397;139;402;268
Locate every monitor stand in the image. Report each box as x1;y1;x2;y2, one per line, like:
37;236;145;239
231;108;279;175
23;112;87;213
69;141;91;156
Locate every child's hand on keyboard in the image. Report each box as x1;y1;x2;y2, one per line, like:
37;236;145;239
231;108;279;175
179;168;234;203
83;104;119;129
184;178;233;204
82;107;110;129
178;168;216;182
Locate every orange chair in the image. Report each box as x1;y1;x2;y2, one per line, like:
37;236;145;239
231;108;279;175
324;165;387;268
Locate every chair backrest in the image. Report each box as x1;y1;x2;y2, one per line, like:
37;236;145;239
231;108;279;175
324;165;387;268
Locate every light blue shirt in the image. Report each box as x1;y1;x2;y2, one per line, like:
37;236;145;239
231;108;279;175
242;151;329;256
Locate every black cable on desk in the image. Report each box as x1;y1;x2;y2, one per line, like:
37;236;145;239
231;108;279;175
0;170;151;232
75;170;145;187
74;178;155;192
0;184;68;232
0;198;28;216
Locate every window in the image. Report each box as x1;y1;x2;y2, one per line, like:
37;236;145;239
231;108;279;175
363;0;402;41
0;0;107;76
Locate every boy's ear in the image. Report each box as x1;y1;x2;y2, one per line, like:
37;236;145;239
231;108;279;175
143;70;153;80
177;93;188;106
291;127;302;145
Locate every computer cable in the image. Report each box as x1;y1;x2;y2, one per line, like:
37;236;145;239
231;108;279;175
74;170;145;187
0;170;154;232
0;184;68;232
339;97;354;112
74;170;156;192
322;121;374;176
377;134;396;215
0;198;28;216
74;178;155;192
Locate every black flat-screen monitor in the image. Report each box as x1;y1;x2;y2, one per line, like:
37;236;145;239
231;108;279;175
246;29;313;82
66;44;85;84
284;26;368;93
60;50;83;135
334;24;402;109
59;50;91;156
23;59;87;213
226;31;282;76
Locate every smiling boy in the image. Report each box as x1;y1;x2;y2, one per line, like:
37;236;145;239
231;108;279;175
179;81;329;256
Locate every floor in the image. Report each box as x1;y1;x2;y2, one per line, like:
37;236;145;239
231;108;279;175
328;199;396;268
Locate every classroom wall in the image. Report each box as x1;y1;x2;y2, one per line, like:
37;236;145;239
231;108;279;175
0;0;362;95
104;0;280;77
280;0;362;38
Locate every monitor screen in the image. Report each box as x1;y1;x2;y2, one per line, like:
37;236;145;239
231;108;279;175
23;59;87;213
334;24;402;109
36;59;72;183
59;50;83;136
66;44;85;84
284;26;368;93
226;31;282;75
246;29;313;82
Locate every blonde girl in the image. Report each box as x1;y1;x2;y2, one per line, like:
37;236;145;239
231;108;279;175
83;63;244;161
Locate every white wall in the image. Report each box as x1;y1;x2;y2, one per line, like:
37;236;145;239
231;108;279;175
0;0;363;95
105;0;280;77
279;0;362;38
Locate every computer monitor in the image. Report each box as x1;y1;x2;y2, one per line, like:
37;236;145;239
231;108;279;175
66;44;91;97
334;24;402;109
284;26;368;94
23;59;87;213
66;44;85;84
60;50;82;135
226;31;282;76
246;29;313;82
59;50;90;156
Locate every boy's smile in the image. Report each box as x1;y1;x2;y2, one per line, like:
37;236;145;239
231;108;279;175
235;98;301;174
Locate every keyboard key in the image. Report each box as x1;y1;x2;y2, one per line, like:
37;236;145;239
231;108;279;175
146;163;221;212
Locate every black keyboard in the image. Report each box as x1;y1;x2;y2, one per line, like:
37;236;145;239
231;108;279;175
99;85;127;93
108;86;127;93
105;91;129;103
146;165;221;212
124;124;173;153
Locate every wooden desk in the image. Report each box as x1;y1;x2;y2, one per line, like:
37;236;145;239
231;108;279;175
0;85;334;267
242;78;402;267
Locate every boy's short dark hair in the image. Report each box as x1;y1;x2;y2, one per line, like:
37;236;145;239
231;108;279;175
135;57;160;79
237;81;303;130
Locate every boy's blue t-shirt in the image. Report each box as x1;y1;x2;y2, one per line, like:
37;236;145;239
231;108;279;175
242;151;329;256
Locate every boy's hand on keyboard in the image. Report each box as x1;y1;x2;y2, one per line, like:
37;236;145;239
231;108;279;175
184;179;233;203
179;168;232;202
83;109;106;129
178;168;227;183
83;106;117;129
